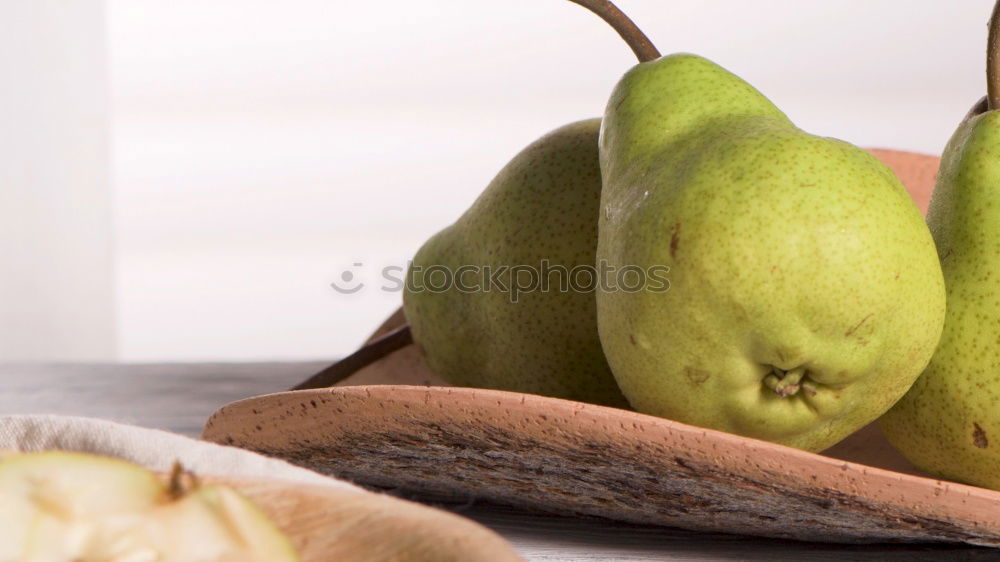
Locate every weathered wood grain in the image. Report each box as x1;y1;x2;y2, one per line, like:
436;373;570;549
203;385;1000;547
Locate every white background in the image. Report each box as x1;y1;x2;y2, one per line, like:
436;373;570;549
0;1;114;361
4;1;996;361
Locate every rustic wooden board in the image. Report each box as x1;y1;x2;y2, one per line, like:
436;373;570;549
203;384;1000;547
210;475;522;562
202;150;998;547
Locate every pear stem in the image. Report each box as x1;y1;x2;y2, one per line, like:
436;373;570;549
167;461;200;499
291;325;413;390
567;0;661;63
988;0;1000;109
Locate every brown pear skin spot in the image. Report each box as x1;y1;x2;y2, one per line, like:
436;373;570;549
973;423;989;449
685;367;710;385
629;334;638;346
845;313;874;337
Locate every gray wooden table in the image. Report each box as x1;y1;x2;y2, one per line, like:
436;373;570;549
1;362;994;561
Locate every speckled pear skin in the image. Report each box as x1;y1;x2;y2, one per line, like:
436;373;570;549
403;120;628;407
879;105;1000;489
597;54;946;451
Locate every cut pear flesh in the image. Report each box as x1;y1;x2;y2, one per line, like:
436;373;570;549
0;451;298;562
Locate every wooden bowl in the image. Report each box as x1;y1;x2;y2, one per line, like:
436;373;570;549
203;150;1000;547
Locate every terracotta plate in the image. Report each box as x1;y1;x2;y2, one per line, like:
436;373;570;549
203;150;1000;546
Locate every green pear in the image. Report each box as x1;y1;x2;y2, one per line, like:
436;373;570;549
403;120;628;407
879;98;1000;489
597;54;946;451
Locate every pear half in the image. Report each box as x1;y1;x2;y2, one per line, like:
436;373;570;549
0;450;298;562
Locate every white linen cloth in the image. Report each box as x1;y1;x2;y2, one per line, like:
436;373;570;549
0;414;361;492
